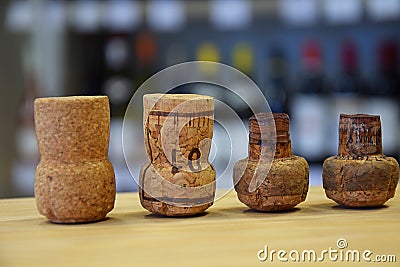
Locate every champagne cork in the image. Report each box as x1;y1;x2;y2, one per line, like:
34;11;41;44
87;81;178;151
323;114;399;207
140;94;216;216
234;113;309;211
34;96;116;223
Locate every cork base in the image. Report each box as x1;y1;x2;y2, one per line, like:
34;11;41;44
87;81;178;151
236;194;306;211
139;162;216;216
139;197;213;217
322;156;399;207
324;189;393;207
233;156;309;211
35;160;116;223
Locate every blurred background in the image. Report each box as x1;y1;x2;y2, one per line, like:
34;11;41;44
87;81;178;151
0;0;399;198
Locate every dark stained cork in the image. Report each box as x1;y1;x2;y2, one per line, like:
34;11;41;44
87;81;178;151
323;113;399;207
34;96;116;223
234;113;309;211
338;114;382;158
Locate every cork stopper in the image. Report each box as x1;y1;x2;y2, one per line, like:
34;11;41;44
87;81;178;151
249;113;291;160
34;96;116;223
140;93;216;216
338;114;382;157
234;112;308;211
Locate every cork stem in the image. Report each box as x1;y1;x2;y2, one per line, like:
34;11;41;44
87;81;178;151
338;114;382;158
248;113;291;160
273;113;292;158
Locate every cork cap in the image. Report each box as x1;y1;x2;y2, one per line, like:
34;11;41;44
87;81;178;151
338;114;382;157
143;94;213;118
274;113;290;143
249;113;290;160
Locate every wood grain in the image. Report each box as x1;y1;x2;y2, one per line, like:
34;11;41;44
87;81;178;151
1;186;399;267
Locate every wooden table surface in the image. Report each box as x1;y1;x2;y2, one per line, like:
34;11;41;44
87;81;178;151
0;186;399;267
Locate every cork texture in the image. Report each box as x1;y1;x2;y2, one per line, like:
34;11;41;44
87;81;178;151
338;114;382;158
34;96;116;223
140;94;216;216
323;113;399;207
323;156;399;207
234;113;309;211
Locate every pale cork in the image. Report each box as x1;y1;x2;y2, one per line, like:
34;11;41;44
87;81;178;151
34;96;116;223
140;94;216;216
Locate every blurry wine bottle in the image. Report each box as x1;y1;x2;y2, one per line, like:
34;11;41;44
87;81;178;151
363;39;400;158
290;40;329;162
332;40;365;95
298;40;326;94
265;45;288;113
232;42;254;79
196;41;220;75
328;40;364;156
103;35;133;117
191;42;224;101
230;42;254;118
369;40;399;97
133;31;158;92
